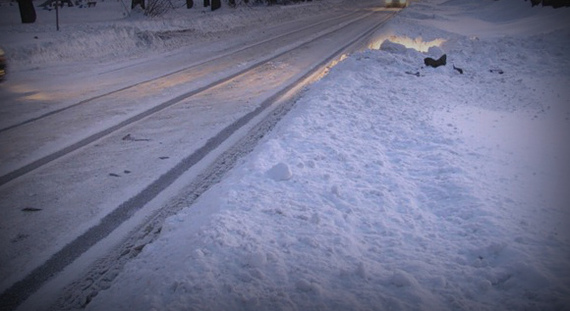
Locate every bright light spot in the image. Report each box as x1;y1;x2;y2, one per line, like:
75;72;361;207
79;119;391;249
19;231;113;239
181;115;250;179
6;83;51;101
317;53;349;80
369;7;397;12
329;53;349;68
369;35;446;53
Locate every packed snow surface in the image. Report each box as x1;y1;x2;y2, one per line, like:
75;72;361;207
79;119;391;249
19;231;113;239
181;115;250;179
3;0;570;310
80;0;570;310
0;0;363;70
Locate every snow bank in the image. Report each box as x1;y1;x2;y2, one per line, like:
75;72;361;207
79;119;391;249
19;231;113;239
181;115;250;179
84;0;570;310
0;0;361;70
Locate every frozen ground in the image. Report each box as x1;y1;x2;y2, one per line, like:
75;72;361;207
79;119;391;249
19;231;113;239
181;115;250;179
81;0;570;310
2;0;570;310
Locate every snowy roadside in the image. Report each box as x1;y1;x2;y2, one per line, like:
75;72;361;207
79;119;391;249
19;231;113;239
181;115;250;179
79;0;570;310
0;0;362;71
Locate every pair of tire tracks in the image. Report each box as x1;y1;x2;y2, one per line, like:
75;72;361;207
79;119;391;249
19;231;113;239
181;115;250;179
0;10;365;187
0;9;396;311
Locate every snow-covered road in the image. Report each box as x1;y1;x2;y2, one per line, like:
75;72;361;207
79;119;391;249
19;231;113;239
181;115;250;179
0;1;399;310
1;0;570;310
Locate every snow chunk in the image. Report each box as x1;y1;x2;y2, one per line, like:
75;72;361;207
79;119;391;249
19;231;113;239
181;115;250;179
295;279;321;294
426;45;446;59
390;270;418;288
245;251;267;268
266;162;292;181
380;40;409;54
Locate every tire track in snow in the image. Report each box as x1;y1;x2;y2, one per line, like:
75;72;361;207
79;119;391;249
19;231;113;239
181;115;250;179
0;11;370;188
0;11;360;135
0;10;396;311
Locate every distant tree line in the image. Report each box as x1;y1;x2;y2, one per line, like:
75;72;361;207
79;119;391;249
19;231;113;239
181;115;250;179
144;0;313;16
248;0;312;4
528;0;570;7
225;0;312;7
14;0;316;22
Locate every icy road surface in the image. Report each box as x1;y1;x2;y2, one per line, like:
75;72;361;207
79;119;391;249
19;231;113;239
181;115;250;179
0;1;399;309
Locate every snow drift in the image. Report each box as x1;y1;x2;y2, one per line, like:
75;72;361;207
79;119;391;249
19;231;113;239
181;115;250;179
81;0;570;310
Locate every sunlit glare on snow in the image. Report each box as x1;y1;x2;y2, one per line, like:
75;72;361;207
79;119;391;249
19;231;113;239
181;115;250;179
317;53;349;80
6;83;51;101
369;35;446;52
